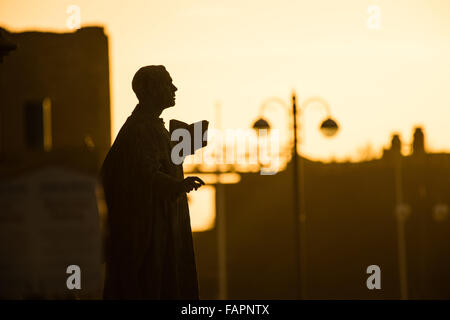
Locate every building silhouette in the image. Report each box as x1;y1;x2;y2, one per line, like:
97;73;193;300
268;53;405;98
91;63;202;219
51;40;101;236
0;26;111;173
0;26;112;298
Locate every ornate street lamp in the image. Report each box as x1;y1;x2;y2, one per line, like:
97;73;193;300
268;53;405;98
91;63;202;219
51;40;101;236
252;93;339;299
253;96;339;139
253;115;339;137
320;118;339;137
252;118;271;131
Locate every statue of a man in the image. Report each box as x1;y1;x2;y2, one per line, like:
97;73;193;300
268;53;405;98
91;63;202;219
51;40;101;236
101;65;205;299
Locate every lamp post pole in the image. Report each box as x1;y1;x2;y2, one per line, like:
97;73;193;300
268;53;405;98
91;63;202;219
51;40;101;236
291;93;302;299
394;151;409;299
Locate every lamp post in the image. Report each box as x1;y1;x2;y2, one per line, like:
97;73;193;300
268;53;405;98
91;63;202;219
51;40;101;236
252;118;271;167
394;147;409;300
252;92;339;299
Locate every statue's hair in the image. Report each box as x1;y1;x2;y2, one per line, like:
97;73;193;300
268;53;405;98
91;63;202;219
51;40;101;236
132;65;167;101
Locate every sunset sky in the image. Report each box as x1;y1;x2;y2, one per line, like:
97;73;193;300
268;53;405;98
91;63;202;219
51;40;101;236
1;0;450;161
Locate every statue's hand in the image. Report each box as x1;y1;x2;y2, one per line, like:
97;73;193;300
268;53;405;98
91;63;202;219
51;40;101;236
180;176;205;193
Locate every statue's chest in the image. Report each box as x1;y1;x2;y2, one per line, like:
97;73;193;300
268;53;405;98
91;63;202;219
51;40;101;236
153;128;184;179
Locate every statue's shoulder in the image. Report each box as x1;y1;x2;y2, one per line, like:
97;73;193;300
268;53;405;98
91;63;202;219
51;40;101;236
116;116;146;138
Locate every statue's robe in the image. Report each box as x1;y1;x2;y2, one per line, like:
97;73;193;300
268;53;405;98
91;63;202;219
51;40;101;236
101;104;198;299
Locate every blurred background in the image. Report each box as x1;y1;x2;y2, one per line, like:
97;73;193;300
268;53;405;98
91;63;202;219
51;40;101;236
1;0;450;299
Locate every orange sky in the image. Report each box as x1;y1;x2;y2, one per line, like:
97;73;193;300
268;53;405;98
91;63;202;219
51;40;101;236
2;0;450;161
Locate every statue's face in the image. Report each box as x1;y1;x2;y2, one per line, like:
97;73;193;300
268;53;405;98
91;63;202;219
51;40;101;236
150;70;178;108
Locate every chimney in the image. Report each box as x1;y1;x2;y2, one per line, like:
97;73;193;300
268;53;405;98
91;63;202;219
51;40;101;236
391;134;401;155
412;127;425;156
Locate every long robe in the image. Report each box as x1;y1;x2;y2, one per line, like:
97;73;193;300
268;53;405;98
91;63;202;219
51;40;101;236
100;104;198;299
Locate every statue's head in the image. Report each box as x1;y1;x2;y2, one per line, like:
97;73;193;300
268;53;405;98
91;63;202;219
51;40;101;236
132;65;177;109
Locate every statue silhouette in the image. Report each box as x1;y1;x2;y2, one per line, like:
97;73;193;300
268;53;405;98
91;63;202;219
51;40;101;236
101;65;205;299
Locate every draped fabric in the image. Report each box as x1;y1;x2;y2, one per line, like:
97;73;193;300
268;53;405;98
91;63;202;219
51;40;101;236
101;104;198;299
